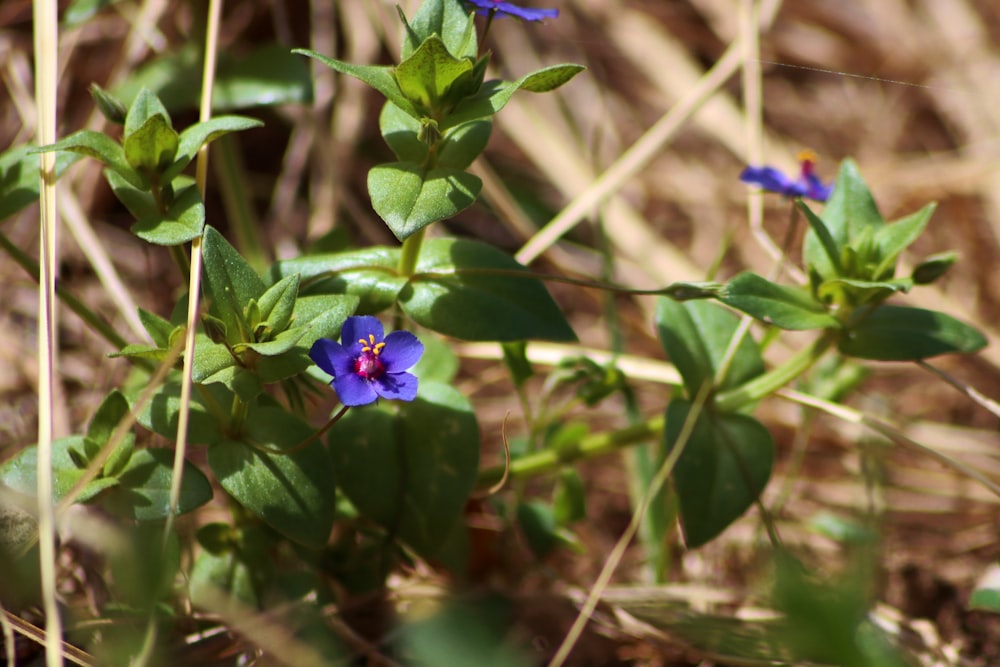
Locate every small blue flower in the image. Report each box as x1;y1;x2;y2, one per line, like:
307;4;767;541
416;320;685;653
309;316;423;407
465;0;558;21
740;150;834;202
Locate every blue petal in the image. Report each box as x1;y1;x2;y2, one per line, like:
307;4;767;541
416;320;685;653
465;0;558;20
804;174;834;202
380;330;424;372
333;372;379;407
740;165;798;196
374;372;419;402
339;315;384;349
309;338;352;378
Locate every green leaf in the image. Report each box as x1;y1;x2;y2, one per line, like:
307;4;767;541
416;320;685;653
208;408;336;548
816;277;912;308
0;145;82;222
718;272;840;330
137;308;175;347
32;130;143;189
163;115;264;183
85;390;131;461
100;448;213;520
656;298;765;399
912;251;957;285
124;88;172;138
665;400;774;548
516;501;562;558
202;226;266;345
400;237;576;341
799;200;843;283
437;120;492;170
871;202;936;279
136;382;225;446
380;102;428;163
269;246;403;313
803;159;883;280
0;437;120;505
123;113;179;175
553;468;587;525
211;45;314;110
519;64;587;92
190;524;268;609
88;83;128;124
64;0;126;27
292;49;417;118
442;64;585;131
368;162;481;239
395;36;475;117
288;294;360;350
839;305;988;361
255;273;300;337
129;181;205;245
331;381;480;559
402;0;478;61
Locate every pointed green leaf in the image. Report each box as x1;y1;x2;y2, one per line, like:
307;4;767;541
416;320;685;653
816;277;911;308
269;247;403;314
137;308;175;347
395;36;474;116
380;102;428;163
441;64;585;130
839;305;987;361
136;382;226;446
129;182;205;245
804;159;882;280
519;64;587;92
292;49;417;118
202;226;265;344
403;0;478;60
665;400;774;548
124;88;173;140
368;162;481;239
85;390;131;460
32;130;143;188
331;381;479;559
400;237;576;341
0;437;120;505
380;102;491;170
719;272;840;330
255;273;299;336
437;119;492;170
123;114;179;175
912;251;957;285
871;202;936;279
209;408;336;548
0;145;82;222
799;200;843;283
656;298;765;398
163;115;264;183
100;448;212;520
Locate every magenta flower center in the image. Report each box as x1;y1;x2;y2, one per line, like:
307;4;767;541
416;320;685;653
355;335;387;380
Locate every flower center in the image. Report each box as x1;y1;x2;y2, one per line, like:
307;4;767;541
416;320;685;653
355;334;387;380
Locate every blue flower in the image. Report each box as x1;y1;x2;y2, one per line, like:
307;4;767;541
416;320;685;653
740;150;834;202
465;0;558;21
309;316;423;407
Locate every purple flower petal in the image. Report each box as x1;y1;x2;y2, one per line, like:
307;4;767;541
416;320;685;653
465;0;558;21
309;338;351;378
374;372;419;402
740;166;796;195
380;330;424;372
333;371;380;407
340;315;384;349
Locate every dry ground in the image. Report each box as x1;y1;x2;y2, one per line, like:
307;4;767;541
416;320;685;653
1;0;1000;664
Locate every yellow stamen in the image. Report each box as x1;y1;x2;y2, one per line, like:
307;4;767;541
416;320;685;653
358;335;386;356
797;149;818;164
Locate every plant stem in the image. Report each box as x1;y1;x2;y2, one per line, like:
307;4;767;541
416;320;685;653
229;393;249;437
477;415;664;489
397;227;426;278
713;329;837;413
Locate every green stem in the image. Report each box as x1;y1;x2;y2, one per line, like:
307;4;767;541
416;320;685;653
397;227;427;278
713;329;838;413
0;228;128;350
230;393;249;437
477;415;664;489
